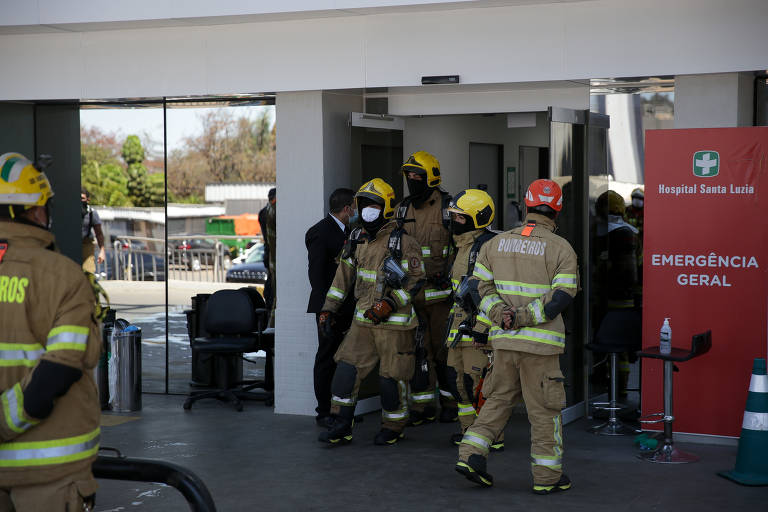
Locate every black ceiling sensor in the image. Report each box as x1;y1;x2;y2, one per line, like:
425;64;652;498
421;75;460;85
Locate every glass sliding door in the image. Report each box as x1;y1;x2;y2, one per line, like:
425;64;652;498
547;107;610;419
80;102;167;393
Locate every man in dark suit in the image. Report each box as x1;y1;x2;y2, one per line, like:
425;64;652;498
259;187;276;312
306;188;356;426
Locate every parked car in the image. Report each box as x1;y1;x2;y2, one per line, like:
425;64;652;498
99;248;165;281
170;236;232;271
225;245;267;283
231;241;265;265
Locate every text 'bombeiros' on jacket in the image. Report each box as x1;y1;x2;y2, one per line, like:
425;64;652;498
0;221;101;487
472;213;580;355
322;221;426;330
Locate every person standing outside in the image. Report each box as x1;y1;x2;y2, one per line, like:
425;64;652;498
81;189;105;274
456;179;579;494
0;153;102;511
317;178;424;445
259;188;277;327
397;151;457;425
305;188;357;426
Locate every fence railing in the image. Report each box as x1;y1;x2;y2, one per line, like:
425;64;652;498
94;234;258;283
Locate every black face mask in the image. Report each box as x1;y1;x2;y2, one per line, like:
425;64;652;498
451;215;476;236
362;216;386;237
81;201;89;217
406;177;429;200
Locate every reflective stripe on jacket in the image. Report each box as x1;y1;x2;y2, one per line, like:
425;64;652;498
0;221;101;487
321;221;425;331
445;229;495;349
474;213;580;355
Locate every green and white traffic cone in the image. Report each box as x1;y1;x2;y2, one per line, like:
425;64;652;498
718;358;768;486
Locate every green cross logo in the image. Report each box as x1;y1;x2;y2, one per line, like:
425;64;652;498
693;151;719;177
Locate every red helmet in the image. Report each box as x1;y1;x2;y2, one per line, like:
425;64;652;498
525;179;563;212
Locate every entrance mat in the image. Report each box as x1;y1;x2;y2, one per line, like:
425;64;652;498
100;414;141;427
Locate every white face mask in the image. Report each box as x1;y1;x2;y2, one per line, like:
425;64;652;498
361;206;382;222
632;198;644;208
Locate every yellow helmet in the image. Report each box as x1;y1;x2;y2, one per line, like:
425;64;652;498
0;152;54;207
447;189;495;229
596;190;626;216
401;151;441;188
356;178;396;219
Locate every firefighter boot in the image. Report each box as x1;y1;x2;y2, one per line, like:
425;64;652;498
455;454;493;488
318;415;354;445
450;432;463;446
374;428;404;446
408;406;436;426
532;474;572;495
439;407;458;423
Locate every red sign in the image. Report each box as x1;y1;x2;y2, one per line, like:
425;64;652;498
643;127;768;437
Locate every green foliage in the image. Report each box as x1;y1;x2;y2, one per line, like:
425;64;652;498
121;135;146;166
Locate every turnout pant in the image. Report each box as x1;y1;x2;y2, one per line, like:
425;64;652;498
410;300;456;412
447;347;503;444
331;323;415;432
458;350;565;485
0;468;97;512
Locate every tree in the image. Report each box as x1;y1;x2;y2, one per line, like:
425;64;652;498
121;135;163;207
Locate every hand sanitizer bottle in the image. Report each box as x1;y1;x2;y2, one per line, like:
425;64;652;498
660;318;672;355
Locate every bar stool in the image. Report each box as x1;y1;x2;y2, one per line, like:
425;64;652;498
586;309;642;436
637;330;712;463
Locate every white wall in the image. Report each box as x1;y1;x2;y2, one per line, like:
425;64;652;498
1;0;766;100
274;91;325;415
675;73;756;128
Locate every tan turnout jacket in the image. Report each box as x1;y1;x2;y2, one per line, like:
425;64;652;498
395;189;454;306
446;229;495;348
322;221;425;330
473;213;579;355
0;222;101;487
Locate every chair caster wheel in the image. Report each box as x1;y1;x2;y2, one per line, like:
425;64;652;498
183;400;192;410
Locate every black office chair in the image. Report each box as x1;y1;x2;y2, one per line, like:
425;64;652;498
183;289;270;412
586;309;642;435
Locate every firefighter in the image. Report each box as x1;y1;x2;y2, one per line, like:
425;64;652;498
625;187;644;238
443;189;504;450
0;153;102;511
318;178;425;446
593;190;640;397
456;179;579;494
396;151;457;425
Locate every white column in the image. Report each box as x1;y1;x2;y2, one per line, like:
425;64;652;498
274;91;325;415
675;72;755;128
273;90;362;416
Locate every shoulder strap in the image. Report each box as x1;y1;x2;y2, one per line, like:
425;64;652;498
341;227;364;259
387;225;405;261
467;230;496;276
395;196;411;223
440;191;452;230
521;221;536;237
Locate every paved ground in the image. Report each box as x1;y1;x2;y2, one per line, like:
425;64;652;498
95;394;764;512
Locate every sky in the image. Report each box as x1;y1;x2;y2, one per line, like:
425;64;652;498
80;104;275;159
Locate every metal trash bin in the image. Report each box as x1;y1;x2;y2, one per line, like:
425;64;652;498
97;308;116;410
108;324;142;412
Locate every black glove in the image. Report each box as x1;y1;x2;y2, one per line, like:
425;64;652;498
318;311;336;338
